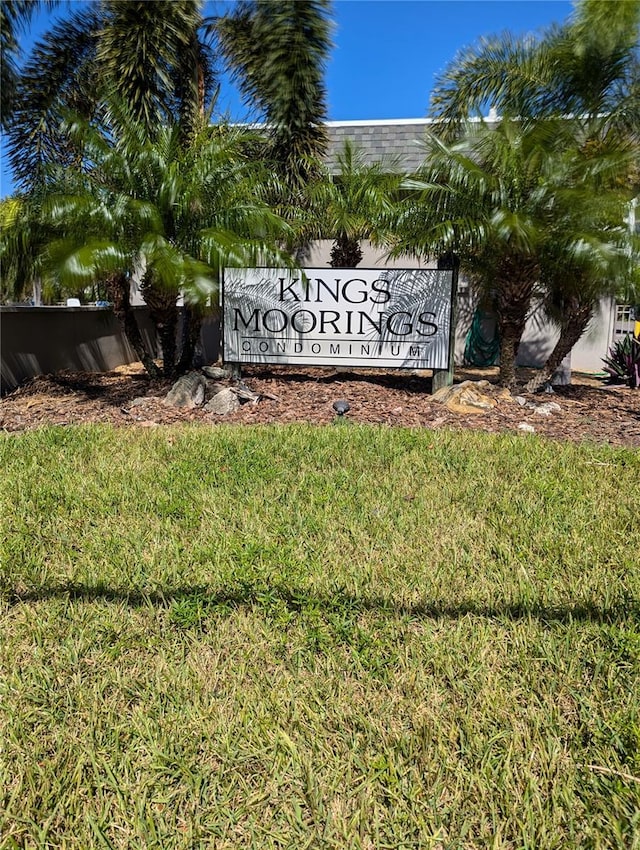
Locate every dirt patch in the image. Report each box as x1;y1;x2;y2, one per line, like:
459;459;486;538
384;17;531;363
1;363;638;447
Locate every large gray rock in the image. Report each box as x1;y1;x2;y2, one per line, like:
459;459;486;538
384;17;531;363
203;388;241;415
164;372;206;408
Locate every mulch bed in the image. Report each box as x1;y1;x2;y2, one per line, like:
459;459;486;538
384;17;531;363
1;363;639;447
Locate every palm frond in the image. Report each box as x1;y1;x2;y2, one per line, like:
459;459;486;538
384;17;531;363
97;1;204;136
6;6;101;189
44;237;129;288
216;0;332;186
1;0;59;127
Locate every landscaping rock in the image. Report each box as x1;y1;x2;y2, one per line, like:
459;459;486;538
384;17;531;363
533;401;562;417
518;422;536;433
432;381;498;414
232;382;261;404
202;365;231;380
204;381;227;397
130;396;161;407
513;396;561;416
203;388;241;415
164;372;206;408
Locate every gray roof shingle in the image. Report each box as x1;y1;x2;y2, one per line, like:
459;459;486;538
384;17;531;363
326;119;436;172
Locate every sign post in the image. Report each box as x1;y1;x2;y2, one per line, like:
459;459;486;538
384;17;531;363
432;255;459;392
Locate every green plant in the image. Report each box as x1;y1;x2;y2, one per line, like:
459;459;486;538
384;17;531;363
423;0;640;390
395;117;635;388
602;333;640;388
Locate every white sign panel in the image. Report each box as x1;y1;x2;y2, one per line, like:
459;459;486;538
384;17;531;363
222;268;453;369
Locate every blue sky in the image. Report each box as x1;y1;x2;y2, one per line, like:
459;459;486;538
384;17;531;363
322;0;574;121
1;0;575;196
215;0;575;119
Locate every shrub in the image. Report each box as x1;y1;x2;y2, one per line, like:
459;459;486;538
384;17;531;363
602;333;640;388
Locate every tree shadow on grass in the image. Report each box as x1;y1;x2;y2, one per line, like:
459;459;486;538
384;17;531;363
2;580;639;625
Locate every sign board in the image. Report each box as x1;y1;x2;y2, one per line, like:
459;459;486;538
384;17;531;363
222;267;453;370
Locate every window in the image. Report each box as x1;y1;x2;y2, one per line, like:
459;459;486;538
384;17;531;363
614;304;635;336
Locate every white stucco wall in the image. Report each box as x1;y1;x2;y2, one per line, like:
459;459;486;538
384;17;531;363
571;297;615;372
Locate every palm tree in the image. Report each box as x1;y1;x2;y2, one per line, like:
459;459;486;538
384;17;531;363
524;196;638;392
427;0;640;387
6;0;215;191
392;118;635;387
36;112;292;377
4;0;282;377
4;0;219;371
522;128;638;391
305;140;403;268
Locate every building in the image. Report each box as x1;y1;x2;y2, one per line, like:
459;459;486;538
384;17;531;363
2;119;635;391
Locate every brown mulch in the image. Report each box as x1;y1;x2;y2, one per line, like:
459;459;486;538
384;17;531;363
1;363;639;447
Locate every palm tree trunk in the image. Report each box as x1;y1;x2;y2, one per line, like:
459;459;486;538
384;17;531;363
106;273;161;378
524;300;593;393
330;236;363;268
158;320;178;379
140;272;180;378
497;322;521;388
176;304;204;374
495;258;538;387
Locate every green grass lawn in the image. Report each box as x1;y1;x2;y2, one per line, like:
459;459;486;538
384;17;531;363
1;424;639;849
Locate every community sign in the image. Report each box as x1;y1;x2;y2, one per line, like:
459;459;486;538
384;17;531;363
222;267;454;370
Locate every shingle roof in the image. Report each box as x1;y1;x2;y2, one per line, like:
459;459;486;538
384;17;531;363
237;116;497;173
325;119;436;172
